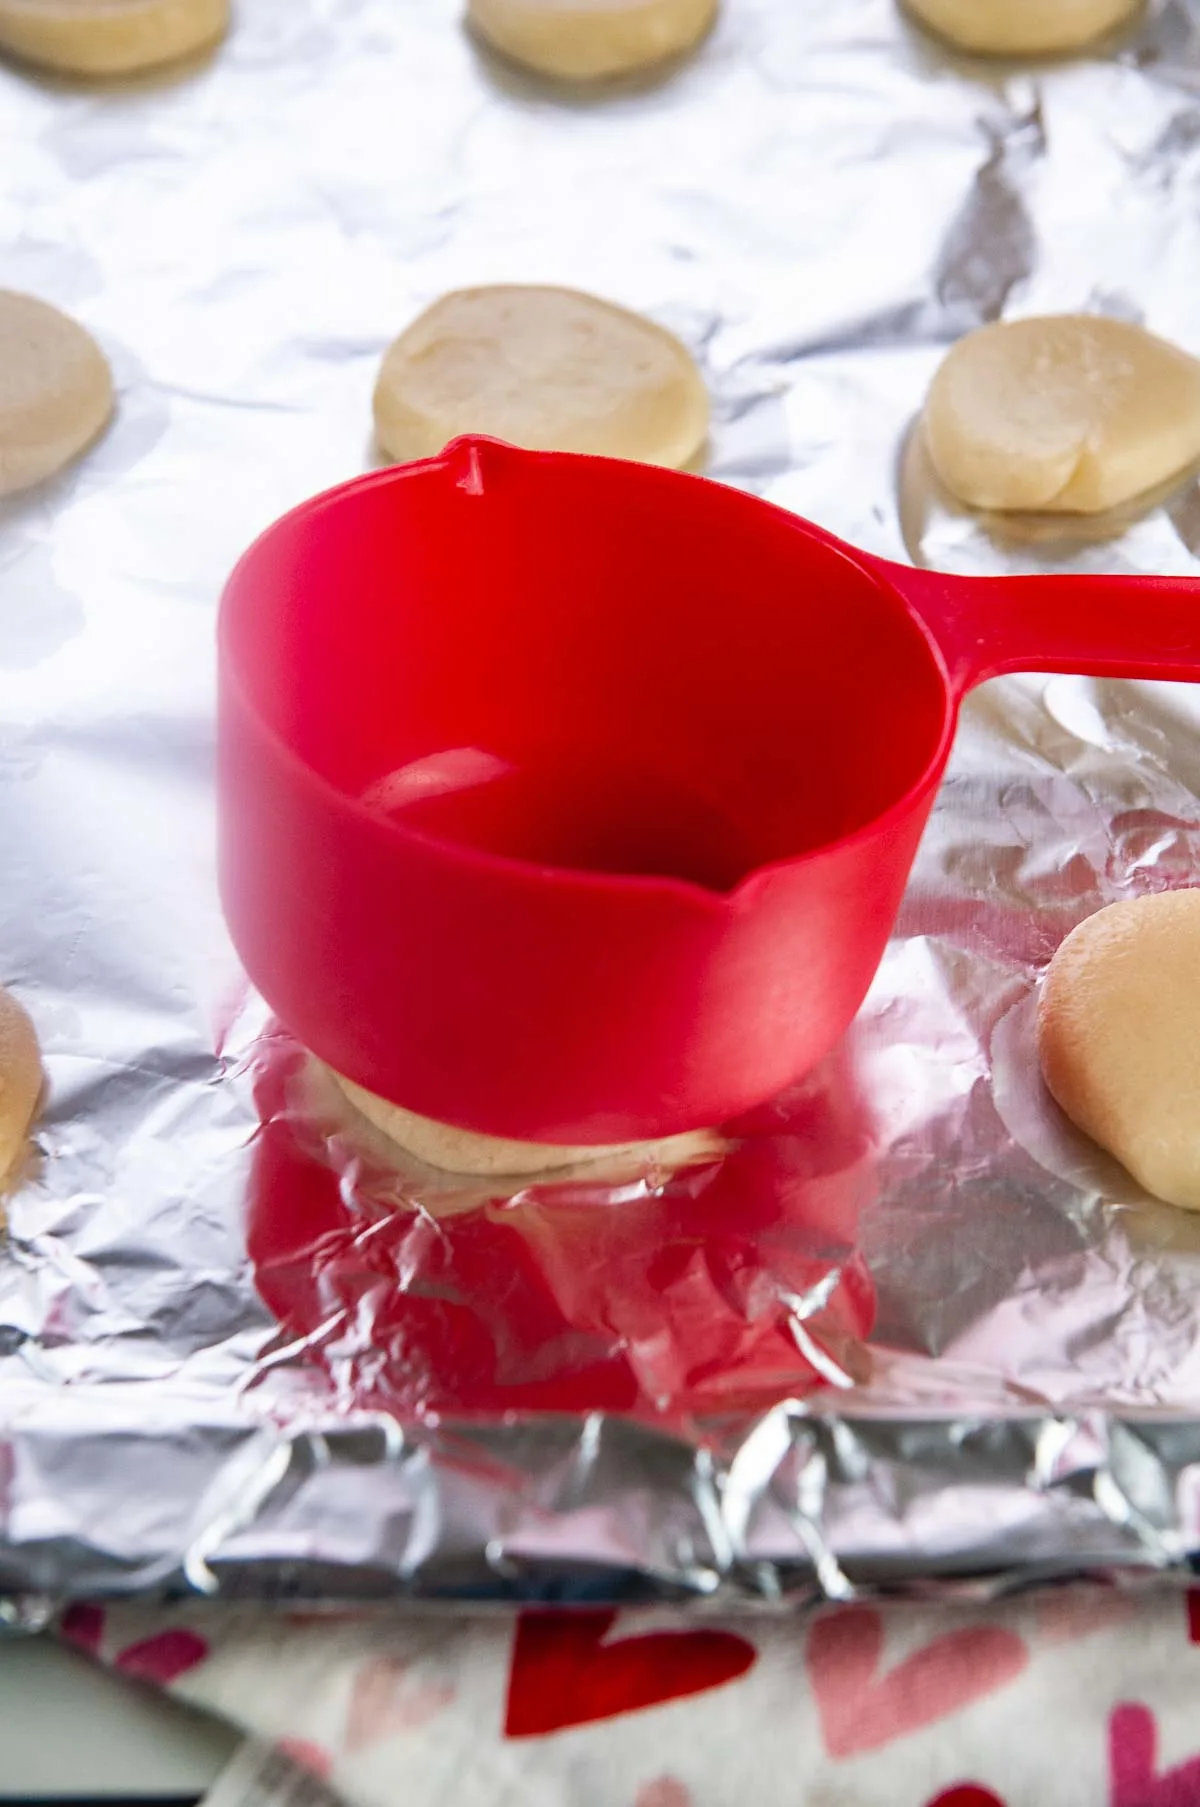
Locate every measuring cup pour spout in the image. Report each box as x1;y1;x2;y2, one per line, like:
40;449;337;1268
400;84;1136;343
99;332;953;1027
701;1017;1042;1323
218;437;1200;1147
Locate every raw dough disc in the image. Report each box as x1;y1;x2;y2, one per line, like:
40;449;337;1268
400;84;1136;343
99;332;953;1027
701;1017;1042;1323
0;987;41;1187
467;0;716;81
0;0;228;76
922;315;1200;514
327;1066;727;1181
373;284;708;469
903;0;1141;57
0;290;113;497
1038;890;1200;1211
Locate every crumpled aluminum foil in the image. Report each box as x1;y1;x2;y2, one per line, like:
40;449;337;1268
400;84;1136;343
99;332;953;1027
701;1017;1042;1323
5;0;1200;1617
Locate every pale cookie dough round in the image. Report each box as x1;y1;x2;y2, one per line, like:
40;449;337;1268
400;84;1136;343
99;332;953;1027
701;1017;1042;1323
1038;890;1200;1211
327;1066;727;1182
903;0;1141;57
0;291;113;497
373;285;708;470
467;0;716;81
0;0;228;76
0;988;41;1189
922;315;1200;515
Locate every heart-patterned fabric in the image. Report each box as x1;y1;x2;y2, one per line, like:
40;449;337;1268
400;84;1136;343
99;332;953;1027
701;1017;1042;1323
57;1591;1200;1805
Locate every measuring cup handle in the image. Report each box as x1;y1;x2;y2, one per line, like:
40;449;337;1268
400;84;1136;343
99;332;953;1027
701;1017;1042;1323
882;560;1200;695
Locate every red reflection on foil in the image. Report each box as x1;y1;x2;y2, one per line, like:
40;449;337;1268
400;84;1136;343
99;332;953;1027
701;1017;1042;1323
246;1029;876;1421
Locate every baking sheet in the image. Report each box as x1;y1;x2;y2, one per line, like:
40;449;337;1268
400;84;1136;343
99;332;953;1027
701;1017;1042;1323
5;0;1200;1614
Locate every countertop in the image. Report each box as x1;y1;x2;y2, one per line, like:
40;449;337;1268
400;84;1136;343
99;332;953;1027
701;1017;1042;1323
0;1639;236;1802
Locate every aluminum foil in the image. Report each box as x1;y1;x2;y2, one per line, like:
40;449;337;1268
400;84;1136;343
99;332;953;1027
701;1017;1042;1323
6;0;1200;1615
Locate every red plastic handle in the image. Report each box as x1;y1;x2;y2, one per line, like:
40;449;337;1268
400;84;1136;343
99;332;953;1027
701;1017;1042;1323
880;558;1200;695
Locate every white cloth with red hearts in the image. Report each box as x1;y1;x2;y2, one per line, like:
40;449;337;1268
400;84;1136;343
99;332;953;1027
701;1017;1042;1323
57;1590;1200;1806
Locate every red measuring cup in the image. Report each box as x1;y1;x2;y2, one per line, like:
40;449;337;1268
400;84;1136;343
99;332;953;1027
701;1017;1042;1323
218;436;1200;1146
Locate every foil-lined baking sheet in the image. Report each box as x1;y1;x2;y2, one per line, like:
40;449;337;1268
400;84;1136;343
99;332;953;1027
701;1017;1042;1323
6;0;1200;1614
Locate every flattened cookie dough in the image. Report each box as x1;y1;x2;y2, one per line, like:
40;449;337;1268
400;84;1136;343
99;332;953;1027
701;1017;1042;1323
0;987;41;1188
0;291;113;496
468;0;717;81
903;0;1141;57
1038;891;1200;1211
0;0;228;76
373;284;708;470
922;315;1200;515
327;1066;727;1182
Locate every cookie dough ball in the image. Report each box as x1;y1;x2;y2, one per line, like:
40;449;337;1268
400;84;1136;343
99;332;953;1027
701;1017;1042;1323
903;0;1141;57
1038;891;1200;1211
328;1067;726;1181
373;285;708;470
922;315;1200;515
467;0;716;81
0;291;113;497
0;988;41;1187
0;0;228;76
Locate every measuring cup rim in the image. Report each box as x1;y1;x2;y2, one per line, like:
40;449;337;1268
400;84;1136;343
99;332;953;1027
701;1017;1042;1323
218;440;962;913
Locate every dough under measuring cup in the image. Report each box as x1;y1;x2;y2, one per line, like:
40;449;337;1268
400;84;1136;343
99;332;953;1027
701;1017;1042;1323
326;1065;728;1184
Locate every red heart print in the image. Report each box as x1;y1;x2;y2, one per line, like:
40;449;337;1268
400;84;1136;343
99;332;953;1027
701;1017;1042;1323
926;1790;1007;1807
1110;1703;1200;1806
114;1629;209;1685
344;1654;455;1750
277;1739;333;1780
806;1607;1028;1759
60;1602;106;1658
1186;1590;1200;1645
1035;1588;1136;1646
504;1609;756;1738
635;1780;693;1807
58;1608;208;1686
